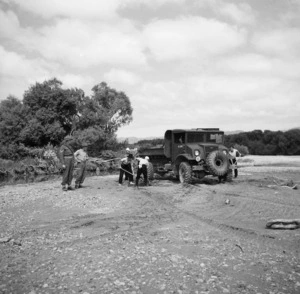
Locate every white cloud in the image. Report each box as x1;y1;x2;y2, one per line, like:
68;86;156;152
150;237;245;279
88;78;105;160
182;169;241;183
253;28;300;57
0;46;95;99
0;13;147;69
216;53;300;78
0;46;51;79
58;73;95;91
104;69;141;86
0;46;54;99
0;9;20;38
143;16;247;61
32;19;147;68
7;0;121;20
216;54;272;73
217;2;255;25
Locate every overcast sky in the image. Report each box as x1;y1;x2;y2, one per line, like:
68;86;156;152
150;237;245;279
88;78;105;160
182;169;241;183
0;0;299;138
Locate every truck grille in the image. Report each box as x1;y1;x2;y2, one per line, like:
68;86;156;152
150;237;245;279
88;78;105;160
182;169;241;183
205;146;218;154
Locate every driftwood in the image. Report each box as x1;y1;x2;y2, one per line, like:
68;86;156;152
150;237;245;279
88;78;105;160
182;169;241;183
267;184;298;190
89;157;121;164
266;219;300;230
267;178;298;190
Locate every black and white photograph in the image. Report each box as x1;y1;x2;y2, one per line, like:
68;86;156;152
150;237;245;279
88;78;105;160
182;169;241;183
0;0;299;293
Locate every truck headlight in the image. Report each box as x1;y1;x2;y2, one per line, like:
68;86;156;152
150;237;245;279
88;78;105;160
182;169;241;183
196;156;201;162
195;150;200;156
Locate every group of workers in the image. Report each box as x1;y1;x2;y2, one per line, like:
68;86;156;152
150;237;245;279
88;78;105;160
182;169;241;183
59;136;150;191
119;148;150;188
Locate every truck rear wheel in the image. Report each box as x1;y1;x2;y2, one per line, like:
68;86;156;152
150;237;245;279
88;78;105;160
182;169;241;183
206;150;229;177
179;162;192;184
147;162;154;181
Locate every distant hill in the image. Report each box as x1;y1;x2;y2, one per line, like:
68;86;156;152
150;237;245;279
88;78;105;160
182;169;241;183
117;137;162;144
224;130;244;135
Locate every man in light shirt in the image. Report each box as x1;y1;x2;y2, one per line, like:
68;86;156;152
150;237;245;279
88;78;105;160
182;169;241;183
135;156;149;187
74;144;89;189
229;146;241;178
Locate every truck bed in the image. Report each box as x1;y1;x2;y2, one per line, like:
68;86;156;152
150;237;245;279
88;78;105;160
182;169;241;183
138;146;170;171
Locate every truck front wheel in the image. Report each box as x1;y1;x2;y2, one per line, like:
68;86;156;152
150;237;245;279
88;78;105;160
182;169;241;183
179;162;192;184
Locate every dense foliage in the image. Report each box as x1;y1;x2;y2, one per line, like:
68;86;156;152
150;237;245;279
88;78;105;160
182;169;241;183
225;129;300;155
0;79;132;159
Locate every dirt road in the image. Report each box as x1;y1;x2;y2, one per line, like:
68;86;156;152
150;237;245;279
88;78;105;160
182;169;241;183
0;161;300;294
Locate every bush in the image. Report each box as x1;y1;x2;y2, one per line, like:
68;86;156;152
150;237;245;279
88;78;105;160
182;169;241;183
99;150;117;160
234;144;249;156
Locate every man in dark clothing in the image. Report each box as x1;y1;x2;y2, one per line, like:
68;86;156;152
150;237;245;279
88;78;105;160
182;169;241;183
59;136;75;191
119;154;134;185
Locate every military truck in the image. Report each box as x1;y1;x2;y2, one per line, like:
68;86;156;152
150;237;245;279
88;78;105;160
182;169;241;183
138;128;232;184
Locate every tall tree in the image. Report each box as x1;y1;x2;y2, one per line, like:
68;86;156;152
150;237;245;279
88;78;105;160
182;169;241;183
72;82;133;153
0;95;28;145
91;82;133;134
22;78;80;146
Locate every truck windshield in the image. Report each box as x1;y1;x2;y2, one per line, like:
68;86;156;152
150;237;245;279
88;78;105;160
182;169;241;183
207;133;224;143
187;133;204;143
187;133;224;143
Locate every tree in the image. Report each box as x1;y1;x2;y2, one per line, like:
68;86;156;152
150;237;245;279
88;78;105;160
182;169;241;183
73;82;133;153
0;96;28;145
22;78;80;146
90;82;133;134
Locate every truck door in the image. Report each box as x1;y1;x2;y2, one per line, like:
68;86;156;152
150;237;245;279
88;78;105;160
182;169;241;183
172;132;186;162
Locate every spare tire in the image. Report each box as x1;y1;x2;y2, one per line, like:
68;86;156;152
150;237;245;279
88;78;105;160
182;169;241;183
206;150;229;176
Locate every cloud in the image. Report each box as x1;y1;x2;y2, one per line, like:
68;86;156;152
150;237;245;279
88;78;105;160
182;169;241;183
33;19;147;69
7;0;121;20
103;69;141;86
57;73;95;92
216;53;300;78
0;9;20;38
0;46;55;99
252;28;300;57
217;2;255;25
216;54;272;73
0;11;147;69
143;16;247;61
0;46;51;79
0;45;95;99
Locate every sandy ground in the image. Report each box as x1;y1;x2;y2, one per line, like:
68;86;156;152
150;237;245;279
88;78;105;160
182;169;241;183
0;156;300;294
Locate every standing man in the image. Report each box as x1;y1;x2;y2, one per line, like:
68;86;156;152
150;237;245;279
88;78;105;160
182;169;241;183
59;135;75;191
229;146;241;178
74;143;89;189
119;154;134;185
135;156;149;187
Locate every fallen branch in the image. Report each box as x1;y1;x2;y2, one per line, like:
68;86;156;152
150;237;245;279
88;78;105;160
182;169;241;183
267;184;298;190
235;244;244;252
266;219;300;230
89;157;121;164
